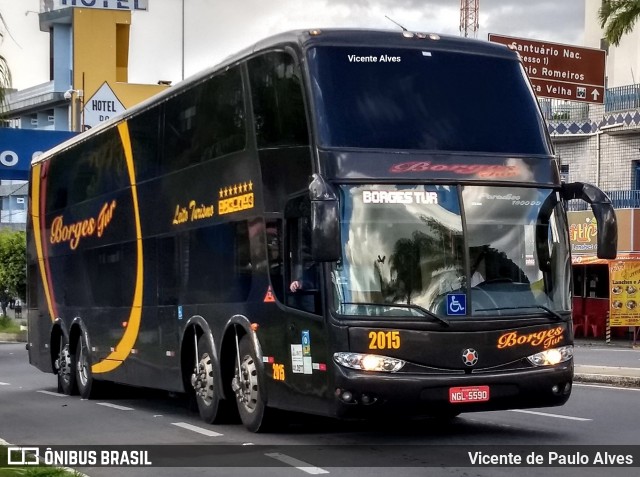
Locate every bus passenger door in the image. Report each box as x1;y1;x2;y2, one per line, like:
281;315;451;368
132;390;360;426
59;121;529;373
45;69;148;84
276;195;329;410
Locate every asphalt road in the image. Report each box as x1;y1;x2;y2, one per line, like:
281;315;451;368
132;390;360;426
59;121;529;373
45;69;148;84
574;342;640;368
1;342;640;477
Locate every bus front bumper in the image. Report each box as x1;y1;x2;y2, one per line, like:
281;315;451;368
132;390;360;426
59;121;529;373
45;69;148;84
331;361;573;419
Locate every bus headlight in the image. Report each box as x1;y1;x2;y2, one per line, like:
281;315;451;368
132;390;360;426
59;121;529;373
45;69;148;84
334;352;405;372
527;345;573;366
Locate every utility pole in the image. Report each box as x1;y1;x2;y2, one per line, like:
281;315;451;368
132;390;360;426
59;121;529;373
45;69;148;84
460;0;479;38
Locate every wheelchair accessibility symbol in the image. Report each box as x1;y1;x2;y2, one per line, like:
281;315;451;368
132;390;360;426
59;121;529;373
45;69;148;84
446;294;466;316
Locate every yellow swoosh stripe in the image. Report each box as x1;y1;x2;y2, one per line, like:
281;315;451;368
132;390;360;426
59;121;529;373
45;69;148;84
92;121;144;373
30;163;57;321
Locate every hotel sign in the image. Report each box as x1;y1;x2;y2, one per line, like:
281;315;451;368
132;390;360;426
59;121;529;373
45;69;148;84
45;0;149;12
83;82;126;129
488;34;605;104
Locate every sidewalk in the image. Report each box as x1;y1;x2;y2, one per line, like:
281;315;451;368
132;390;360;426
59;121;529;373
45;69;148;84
0;310;27;342
573;337;640;387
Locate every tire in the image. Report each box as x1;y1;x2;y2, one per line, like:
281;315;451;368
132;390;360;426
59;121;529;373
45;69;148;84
232;335;273;432
75;333;99;399
434;411;461;421
56;335;77;396
192;335;230;424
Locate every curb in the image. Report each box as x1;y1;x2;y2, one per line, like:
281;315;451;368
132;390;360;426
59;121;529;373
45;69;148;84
575;364;640;388
0;332;27;343
574;372;640;388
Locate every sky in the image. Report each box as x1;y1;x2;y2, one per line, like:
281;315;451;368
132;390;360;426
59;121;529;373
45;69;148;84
0;0;588;91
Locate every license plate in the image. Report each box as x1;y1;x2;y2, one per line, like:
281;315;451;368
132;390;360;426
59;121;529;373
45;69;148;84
449;385;490;403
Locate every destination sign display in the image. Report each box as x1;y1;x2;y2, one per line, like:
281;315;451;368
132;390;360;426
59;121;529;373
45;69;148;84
488;33;606;104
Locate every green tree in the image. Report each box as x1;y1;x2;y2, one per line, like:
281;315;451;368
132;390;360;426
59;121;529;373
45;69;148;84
599;0;640;46
0;230;26;300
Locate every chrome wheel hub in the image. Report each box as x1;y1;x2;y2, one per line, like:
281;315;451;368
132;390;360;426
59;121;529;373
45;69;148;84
77;342;88;386
233;354;258;412
191;353;214;405
58;344;72;384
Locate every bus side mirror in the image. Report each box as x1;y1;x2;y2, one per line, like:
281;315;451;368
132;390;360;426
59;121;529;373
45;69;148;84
562;182;618;259
309;174;341;262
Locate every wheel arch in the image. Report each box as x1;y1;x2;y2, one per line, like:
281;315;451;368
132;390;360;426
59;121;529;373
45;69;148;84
222;315;267;404
180;315;220;396
49;317;68;373
68;317;90;357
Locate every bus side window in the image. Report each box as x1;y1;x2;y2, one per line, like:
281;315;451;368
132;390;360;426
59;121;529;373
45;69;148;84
162;66;245;174
248;51;309;148
248;50;312;213
285;197;320;314
157;236;179;306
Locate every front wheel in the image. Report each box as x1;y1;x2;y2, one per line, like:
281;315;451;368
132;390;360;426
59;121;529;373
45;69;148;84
232;335;273;432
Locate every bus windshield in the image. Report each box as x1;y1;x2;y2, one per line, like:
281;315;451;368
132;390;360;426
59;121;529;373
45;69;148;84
307;45;551;154
331;185;571;319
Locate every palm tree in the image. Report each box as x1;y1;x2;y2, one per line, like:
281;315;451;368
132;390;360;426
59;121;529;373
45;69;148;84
1;11;13;117
599;0;640;46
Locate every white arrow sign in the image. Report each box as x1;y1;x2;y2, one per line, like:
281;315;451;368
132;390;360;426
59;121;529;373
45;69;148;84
591;89;601;101
83;82;125;129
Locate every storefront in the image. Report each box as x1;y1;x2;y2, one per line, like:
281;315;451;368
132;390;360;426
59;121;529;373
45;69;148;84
569;209;640;341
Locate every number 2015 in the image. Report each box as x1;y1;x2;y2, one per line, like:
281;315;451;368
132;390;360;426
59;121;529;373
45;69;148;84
368;331;400;350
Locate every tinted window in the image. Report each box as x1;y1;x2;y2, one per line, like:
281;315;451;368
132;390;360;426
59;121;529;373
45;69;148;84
157;235;179;306
249;51;309;148
47;128;127;209
285;196;320;314
180;221;252;303
163;67;246;173
57;242;136;308
129;106;161;181
85;242;137;307
307;46;551;154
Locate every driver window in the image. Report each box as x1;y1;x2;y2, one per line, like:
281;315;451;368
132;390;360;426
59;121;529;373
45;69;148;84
285;196;320;314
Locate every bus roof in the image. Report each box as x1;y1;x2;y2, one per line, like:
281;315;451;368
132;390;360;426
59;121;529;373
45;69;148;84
32;29;518;166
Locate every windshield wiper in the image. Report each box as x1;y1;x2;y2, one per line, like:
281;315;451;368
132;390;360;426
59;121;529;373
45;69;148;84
475;305;565;321
339;302;450;326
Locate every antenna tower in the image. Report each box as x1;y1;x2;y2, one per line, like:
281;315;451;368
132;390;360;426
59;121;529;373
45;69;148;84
460;0;479;38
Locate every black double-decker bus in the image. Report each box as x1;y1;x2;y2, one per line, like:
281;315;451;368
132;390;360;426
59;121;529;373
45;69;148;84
27;29;617;432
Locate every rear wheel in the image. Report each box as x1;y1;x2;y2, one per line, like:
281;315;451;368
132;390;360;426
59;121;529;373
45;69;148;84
232;335;273;432
75;333;99;399
192;335;232;423
56;335;77;395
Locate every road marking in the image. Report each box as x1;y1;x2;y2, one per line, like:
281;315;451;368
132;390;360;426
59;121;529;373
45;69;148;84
171;422;223;437
37;390;68;397
574;382;640;392
96;402;134;411
0;382;10;385
265;453;329;474
509;409;591;421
